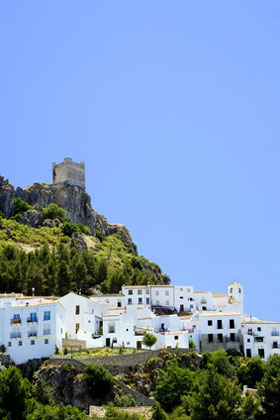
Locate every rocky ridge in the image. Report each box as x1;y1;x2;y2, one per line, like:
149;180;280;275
0;176;130;243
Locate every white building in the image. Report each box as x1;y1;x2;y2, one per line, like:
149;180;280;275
242;318;280;361
59;293;102;348
0;296;65;364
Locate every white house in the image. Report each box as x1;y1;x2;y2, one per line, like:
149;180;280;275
241;318;280;361
59;293;102;348
0;297;65;364
122;285;150;307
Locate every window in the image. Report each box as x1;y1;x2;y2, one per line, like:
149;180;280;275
126;342;130;345
30;340;35;345
128;290;133;295
202;306;207;311
156;300;160;305
44;311;51;321
246;349;252;358
229;319;235;329
187;288;190;293
180;296;183;299
18;341;22;346
190;304;194;309
43;325;51;335
166;300;170;305
165;290;169;296
28;313;37;322
146;298;150;305
208;320;213;326
117;301;122;307
257;327;261;332
218;334;223;343
247;338;250;343
138;289;142;295
230;333;235;342
217;320;223;329
8;342;11;347
239;288;241;293
128;298;132;305
75;323;80;334
112;338;117;344
44;339;49;344
208;334;213;343
230;288;233;293
75;305;80;315
258;349;265;359
273;341;278;349
108;324;115;334
155;291;159;296
174;336;179;340
138;298;143;304
248;329;253;335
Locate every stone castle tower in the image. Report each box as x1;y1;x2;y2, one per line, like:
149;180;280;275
52;158;85;189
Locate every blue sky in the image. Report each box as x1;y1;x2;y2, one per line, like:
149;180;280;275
1;1;280;320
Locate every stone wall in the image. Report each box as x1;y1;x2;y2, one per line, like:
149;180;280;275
50;348;195;375
52;158;85;189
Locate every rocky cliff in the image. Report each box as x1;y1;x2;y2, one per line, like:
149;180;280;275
0;176;130;243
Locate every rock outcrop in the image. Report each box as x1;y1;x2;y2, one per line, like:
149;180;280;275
0;176;131;242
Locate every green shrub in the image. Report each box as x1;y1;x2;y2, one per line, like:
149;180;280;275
63;347;69;355
189;338;196;349
84;364;114;398
77;223;91;235
61;220;78;237
12;198;33;216
142;333;157;350
43;203;66;221
113;394;136;407
95;229;104;242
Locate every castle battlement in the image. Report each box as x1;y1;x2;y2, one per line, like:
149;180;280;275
52;158;85;189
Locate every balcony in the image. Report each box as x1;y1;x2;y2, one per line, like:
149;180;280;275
27;317;38;323
11;318;21;325
28;332;37;337
43;329;51;335
226;336;240;343
10;332;21;339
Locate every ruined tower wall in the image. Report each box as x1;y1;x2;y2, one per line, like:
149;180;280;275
52;158;85;189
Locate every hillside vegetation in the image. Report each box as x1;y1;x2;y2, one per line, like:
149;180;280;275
0;213;167;296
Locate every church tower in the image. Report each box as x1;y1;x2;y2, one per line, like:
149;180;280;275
228;281;244;314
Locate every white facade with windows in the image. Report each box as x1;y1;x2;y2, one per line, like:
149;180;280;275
242;319;280;361
0;280;279;364
122;285;151;307
0;297;65;364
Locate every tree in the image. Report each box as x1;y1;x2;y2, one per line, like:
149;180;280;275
152;403;168;420
257;354;280;419
27;403;89;420
154;360;194;412
84;364;114;398
142;333;157;350
237;356;264;388
189;338;196;349
12;198;33;216
61;220;78;237
0;366;34;420
185;365;244;420
43;203;66;221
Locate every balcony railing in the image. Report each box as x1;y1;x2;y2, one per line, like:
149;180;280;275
226;336;240;343
43;329;51;335
10;332;21;339
11;318;21;324
272;331;280;336
27;317;38;323
28;332;37;337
